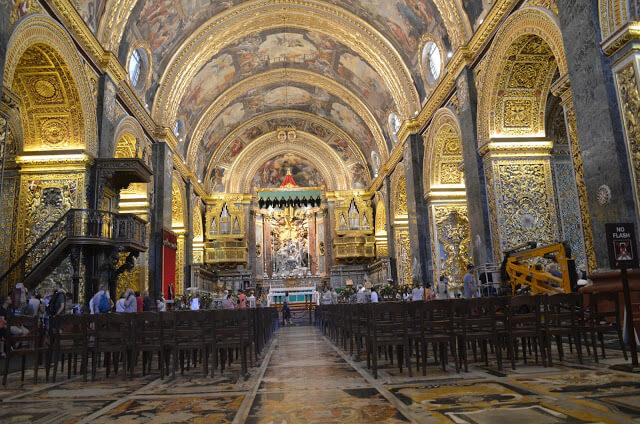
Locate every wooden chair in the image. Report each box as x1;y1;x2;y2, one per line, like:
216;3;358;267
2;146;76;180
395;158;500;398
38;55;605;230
506;295;546;369
48;314;89;382
2;315;45;385
173;311;207;375
456;298;504;371
585;291;627;362
542;293;584;365
131;312;166;378
418;300;459;375
214;309;249;376
366;303;412;379
90;313;131;380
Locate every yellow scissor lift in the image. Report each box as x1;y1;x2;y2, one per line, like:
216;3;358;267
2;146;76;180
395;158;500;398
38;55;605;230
501;242;578;295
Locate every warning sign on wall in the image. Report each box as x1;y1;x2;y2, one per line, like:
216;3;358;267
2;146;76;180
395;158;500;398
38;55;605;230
606;223;639;269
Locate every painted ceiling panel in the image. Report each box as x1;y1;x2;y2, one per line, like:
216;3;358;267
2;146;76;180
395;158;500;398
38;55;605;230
176;29;394;141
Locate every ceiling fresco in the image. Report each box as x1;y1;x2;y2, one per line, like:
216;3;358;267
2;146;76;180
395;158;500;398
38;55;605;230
252;153;325;190
71;0;489;192
188;81;377;170
177;29;394;141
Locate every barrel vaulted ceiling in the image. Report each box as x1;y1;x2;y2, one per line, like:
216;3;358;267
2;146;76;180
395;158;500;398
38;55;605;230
74;0;488;191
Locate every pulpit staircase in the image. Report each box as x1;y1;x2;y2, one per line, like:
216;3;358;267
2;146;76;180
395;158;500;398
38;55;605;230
0;209;147;292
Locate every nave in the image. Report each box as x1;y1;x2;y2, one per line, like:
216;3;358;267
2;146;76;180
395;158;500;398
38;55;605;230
1;322;639;423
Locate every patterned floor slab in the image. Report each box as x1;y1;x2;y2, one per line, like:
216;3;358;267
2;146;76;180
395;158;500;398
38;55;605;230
91;395;244;424
246;389;410;423
0;325;639;423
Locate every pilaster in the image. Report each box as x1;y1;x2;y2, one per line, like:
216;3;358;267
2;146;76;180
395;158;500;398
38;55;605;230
403;133;432;287
149;142;173;299
457;68;494;266
557;0;639;269
384;176;398;283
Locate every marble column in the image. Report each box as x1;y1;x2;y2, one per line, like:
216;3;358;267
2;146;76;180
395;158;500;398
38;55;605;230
457;68;494;266
403;133;433;287
149;142;173;299
557;0;639;269
184;180;194;291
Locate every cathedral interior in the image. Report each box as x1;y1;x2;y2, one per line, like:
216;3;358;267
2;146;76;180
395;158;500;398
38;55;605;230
1;0;640;423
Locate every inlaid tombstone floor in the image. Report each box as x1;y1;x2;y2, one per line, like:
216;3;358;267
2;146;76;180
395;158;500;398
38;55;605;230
0;325;639;423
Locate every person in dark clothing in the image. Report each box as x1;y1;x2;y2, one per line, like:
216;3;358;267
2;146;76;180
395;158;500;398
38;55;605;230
142;291;153;311
48;282;66;317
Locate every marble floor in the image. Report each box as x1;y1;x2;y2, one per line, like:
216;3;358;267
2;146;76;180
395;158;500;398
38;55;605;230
1;325;640;423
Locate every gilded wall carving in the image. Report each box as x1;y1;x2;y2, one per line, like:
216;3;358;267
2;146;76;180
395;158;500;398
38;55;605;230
433;206;471;291
488;160;558;255
116;251;142;295
395;230;412;287
0;177;18;274
477;8;569;143
4;15;98;154
616;62;640;228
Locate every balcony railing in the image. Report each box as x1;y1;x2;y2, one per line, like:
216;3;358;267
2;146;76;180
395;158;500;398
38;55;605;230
1;209;147;291
204;240;248;265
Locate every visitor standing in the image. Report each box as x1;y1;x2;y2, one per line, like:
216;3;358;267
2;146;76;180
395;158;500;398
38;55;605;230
135;291;143;312
116;293;126;312
238;290;247;308
412;284;424;301
464;264;478;298
371;288;379;303
283;292;292;325
123;289;137;312
157;294;167;312
142;291;153;311
48;282;66;317
90;283;113;314
248;291;256;308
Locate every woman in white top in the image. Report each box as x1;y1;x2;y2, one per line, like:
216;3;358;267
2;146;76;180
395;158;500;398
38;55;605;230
115;294;126;312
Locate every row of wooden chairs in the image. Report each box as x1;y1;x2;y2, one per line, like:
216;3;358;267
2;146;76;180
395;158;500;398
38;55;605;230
317;292;627;379
2;307;279;385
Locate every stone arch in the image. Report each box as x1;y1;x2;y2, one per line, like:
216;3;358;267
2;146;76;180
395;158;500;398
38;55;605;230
223;132;353;193
112;116;146;159
423;108;465;194
206;109;370;179
186;69;388;169
5;14;97;154
151;1;420;128
477;7;567;143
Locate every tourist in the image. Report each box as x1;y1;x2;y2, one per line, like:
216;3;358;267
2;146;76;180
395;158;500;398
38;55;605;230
47;282;66;317
123;289;137;312
238;290;247;308
90;283;112;314
248;291;256;308
371;288;379;303
135;291;143;312
412;283;424;301
157;294;167;312
463;264;478;298
283;292;292;325
0;296;29;336
437;275;449;300
11;283;27;313
225;293;236;309
25;293;41;317
330;288;338;304
115;293;126;312
142;291;153;311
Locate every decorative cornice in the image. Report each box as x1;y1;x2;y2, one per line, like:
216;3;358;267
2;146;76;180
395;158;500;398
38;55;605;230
601;22;640;57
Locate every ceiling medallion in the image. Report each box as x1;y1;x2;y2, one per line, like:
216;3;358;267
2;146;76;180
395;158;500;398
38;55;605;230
41;117;68;145
277;126;296;143
597;185;611;206
34;79;57;99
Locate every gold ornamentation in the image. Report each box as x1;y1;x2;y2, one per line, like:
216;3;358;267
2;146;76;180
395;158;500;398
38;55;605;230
4;16;98;154
616;63;640;240
40;117;68;146
34;79;57;99
477;8;568;143
598;0;630;41
116;252;142;295
391;165;407;218
434;206;471;291
151;0;420;131
440;163;462;184
423;108;464;192
487;159;558;255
